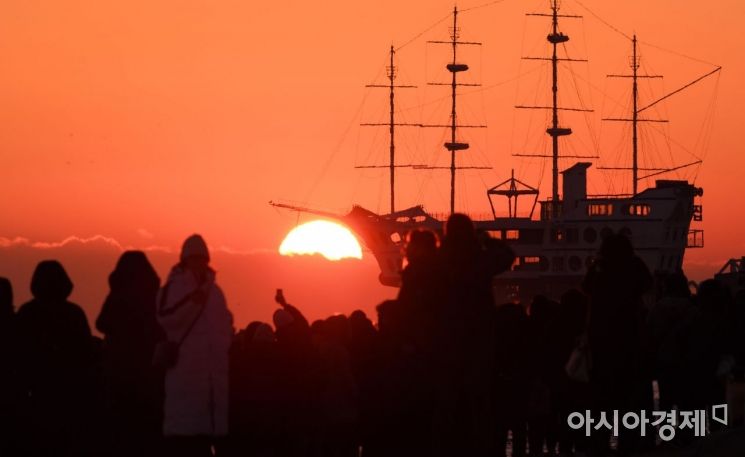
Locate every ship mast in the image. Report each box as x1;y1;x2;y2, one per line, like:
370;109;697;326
359;46;417;214
601;38;720;189
447;7;462;215
603;35;664;195
423;6;487;215
515;1;591;216
548;2;564;205
632;35;639;194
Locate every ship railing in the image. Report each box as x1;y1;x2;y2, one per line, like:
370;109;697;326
693;204;703;221
428;212;497;222
540;201;563;220
687;229;704;248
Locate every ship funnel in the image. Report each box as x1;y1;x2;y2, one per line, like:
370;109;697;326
562;162;592;211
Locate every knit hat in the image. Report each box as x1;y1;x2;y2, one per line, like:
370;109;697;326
180;234;210;262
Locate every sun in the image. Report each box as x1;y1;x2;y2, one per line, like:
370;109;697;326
279;220;363;261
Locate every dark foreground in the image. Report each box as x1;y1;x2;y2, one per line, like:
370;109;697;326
0;220;744;457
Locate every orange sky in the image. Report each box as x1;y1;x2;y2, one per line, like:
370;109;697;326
1;0;743;293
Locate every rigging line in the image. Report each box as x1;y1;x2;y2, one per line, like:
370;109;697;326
395;11;453;52
638;39;721;68
570;0;631;41
559;61;601;154
691;74;719;175
566;64;635;115
645;118;702;162
304;88;373;205
510;12;529;173
399;65;544;113
691;88;716;185
343;51;390;204
638;67;722;113
578;16;601;155
461;0;509;13
692;77;712;153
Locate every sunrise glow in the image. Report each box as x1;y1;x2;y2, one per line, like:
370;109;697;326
279;220;363;261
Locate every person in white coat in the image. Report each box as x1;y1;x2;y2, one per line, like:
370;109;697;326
158;234;234;457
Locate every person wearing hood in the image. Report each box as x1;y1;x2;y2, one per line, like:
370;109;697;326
271;289;319;457
96;251;165;457
158;235;234;457
582;233;653;454
433;214;515;457
0;277;17;456
14;260;94;456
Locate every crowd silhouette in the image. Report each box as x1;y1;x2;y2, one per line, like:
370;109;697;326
0;215;743;457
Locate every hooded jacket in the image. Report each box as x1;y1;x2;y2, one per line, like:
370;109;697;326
158;264;233;436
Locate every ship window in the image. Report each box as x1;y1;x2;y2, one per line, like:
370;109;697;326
515;256;543;271
413;216;426;223
583;227;598;244
588;203;613;216
569;256;582;271
518;229;544;244
390;233;402;243
505;230;520;240
552;256;565;272
626;204;651;216
488;230;503;239
553;229;564;243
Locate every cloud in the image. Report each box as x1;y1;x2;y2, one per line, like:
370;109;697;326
0;235;124;250
137;228;155;239
214;245;276;256
0;234;270;257
30;234;124;250
0;234;173;254
0;236;31;248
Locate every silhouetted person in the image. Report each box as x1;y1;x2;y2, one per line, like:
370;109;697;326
433;214;515;457
492;301;531;457
681;279;732;429
96;251;165;457
313;315;358;457
398;229;442;311
379;229;445;457
733;289;745;379
526;295;560;455
228;321;281;457
0;277;17;455
347;310;383;457
15;260;94;457
647;270;694;413
582;233;652;454
158;235;234;457
272;289;319;457
554;289;590;456
0;276;11;325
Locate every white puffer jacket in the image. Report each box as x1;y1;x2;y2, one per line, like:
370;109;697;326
158;266;234;436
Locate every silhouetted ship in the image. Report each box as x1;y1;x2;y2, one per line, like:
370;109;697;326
272;2;717;302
